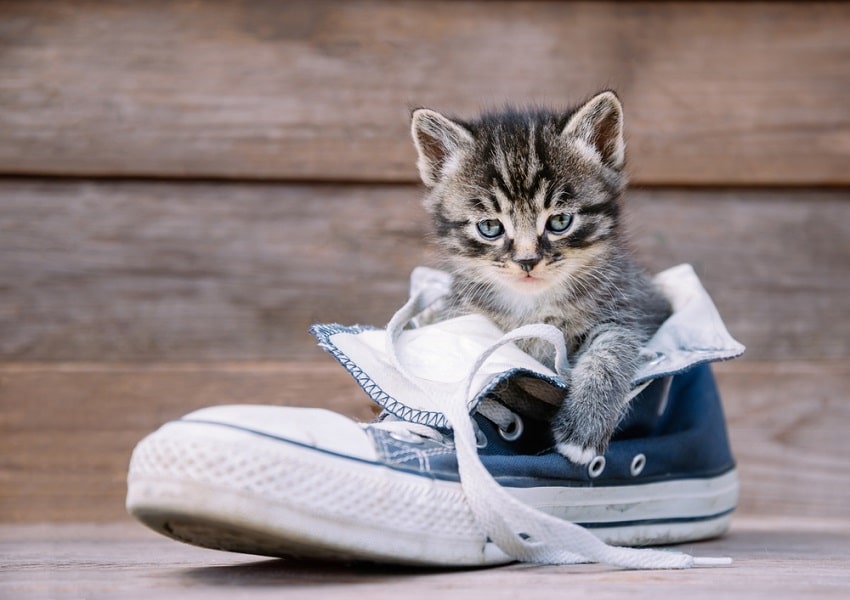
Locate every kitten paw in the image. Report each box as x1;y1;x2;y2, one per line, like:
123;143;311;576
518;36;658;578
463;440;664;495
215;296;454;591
555;442;598;465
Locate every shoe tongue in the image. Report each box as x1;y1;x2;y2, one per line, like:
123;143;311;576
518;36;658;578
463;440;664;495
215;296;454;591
311;314;569;428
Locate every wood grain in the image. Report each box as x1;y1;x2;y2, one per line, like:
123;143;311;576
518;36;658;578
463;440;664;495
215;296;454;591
0;180;431;362
1;360;848;523
2;518;850;599
1;0;848;184
1;179;847;362
715;361;850;522
624;187;850;362
0;362;377;523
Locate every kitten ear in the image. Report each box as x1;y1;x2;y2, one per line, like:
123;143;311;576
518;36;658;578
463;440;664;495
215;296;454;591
561;91;625;170
411;108;474;186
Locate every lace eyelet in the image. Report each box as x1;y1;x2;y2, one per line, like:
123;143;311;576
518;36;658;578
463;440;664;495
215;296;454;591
475;427;488;449
630;453;646;477
498;414;524;442
588;455;606;478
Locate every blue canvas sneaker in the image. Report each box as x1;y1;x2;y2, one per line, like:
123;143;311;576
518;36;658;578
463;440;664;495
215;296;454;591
127;264;744;569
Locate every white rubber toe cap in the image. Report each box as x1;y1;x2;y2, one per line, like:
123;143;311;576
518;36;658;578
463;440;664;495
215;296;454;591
181;405;378;462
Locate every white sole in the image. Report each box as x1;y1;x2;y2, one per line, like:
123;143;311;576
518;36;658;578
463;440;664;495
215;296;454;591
126;420;737;567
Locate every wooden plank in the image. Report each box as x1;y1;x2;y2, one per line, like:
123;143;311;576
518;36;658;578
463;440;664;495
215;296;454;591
2;519;850;599
0;179;432;362
0;362;377;523
1;361;848;523
1;179;847;362
715;361;850;522
0;0;848;185
624;187;850;362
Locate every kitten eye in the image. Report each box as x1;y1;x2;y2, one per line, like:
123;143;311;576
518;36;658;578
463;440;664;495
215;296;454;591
476;219;505;240
546;214;573;234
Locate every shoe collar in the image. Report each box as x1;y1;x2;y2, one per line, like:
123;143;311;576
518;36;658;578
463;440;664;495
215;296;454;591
311;263;743;429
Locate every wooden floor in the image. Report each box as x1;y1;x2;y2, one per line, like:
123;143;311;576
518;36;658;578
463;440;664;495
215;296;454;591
3;516;850;599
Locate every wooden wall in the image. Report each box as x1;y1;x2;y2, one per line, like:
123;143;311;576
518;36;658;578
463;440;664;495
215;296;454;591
1;0;848;522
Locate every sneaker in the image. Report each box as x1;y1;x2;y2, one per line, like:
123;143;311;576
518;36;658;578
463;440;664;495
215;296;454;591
126;264;744;568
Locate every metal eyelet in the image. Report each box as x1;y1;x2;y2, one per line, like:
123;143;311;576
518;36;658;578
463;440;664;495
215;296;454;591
498;414;524;442
475;427;488;449
630;453;646;477
588;455;606;478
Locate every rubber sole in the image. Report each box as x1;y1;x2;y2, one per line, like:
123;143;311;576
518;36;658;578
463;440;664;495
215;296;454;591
127;419;737;567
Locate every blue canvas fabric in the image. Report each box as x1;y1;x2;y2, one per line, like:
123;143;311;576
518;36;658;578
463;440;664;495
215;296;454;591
362;363;734;486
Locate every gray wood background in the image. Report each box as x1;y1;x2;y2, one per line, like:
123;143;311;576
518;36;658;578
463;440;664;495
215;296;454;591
1;0;848;523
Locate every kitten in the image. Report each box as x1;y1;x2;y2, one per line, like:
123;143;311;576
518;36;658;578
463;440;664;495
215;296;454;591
410;91;671;464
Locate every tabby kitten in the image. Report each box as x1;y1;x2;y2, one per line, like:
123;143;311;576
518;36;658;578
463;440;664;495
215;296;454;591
410;91;671;464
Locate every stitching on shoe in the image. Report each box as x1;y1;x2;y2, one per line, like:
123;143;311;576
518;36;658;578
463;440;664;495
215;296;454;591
310;323;450;428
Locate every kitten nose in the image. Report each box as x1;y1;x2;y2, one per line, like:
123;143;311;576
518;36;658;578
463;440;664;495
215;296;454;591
515;256;541;273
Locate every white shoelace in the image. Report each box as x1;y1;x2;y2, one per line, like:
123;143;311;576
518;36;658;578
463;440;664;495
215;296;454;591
378;289;732;569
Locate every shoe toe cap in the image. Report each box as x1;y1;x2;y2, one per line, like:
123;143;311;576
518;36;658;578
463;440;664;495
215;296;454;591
180;405;378;461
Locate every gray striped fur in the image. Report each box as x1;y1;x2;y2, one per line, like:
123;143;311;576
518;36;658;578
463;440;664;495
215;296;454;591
411;91;671;463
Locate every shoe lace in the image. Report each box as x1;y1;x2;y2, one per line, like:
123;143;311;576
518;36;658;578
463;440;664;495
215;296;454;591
374;285;731;570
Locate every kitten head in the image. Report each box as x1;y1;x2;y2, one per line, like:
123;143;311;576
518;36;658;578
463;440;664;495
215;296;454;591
411;91;627;309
